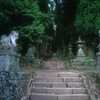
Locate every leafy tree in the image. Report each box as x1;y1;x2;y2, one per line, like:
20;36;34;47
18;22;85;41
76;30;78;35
0;0;53;54
74;0;100;46
74;0;100;33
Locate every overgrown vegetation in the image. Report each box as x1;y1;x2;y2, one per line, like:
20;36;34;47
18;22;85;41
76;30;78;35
0;0;99;58
0;0;53;55
74;0;100;48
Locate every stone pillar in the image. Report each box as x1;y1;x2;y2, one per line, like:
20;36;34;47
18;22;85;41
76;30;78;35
96;30;100;70
96;52;100;70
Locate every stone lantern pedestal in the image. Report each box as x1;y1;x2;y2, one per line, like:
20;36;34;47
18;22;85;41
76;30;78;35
0;51;20;72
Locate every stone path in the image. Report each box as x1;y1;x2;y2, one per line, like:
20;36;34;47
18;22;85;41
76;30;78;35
25;56;91;100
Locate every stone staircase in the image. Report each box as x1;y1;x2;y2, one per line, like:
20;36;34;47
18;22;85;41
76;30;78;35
26;70;91;100
24;56;92;100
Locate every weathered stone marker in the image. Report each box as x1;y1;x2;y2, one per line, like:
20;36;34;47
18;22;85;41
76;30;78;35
0;31;20;72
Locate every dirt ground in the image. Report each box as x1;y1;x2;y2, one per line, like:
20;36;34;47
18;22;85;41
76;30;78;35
84;72;100;99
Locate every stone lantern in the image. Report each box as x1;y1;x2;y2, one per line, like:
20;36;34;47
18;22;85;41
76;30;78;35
76;37;85;62
67;44;74;59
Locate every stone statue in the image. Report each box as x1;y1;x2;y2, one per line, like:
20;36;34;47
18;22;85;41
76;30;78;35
1;30;19;52
0;30;20;72
9;30;19;47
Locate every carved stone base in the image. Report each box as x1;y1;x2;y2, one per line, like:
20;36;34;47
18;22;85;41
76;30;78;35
0;71;24;100
0;51;20;72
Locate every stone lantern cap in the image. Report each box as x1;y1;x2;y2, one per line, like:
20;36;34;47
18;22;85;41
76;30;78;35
77;37;83;44
68;44;72;48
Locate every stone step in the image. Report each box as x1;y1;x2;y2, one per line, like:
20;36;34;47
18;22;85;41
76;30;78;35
35;73;58;77
43;61;65;70
31;87;87;94
58;72;80;77
58;94;90;100
67;82;85;88
34;77;83;82
30;94;90;100
32;82;85;88
35;72;80;77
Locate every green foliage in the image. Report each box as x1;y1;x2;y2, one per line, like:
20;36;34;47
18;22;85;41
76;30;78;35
56;47;67;61
74;0;100;34
0;0;53;54
85;56;91;65
85;57;91;60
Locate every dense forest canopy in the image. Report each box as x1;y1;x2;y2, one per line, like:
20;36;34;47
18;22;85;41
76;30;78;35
0;0;100;57
74;0;100;47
